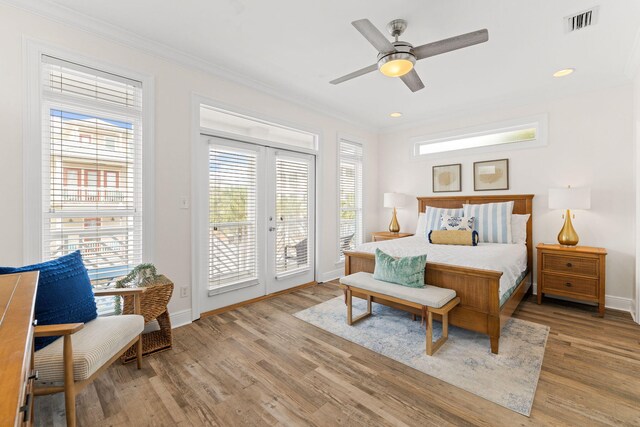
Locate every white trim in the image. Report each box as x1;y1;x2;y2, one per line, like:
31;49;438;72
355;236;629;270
169;309;192;329
604;295;635;314
23;39;155;265
410;114;548;160
318;268;343;283
533;283;635;315
1;1;374;130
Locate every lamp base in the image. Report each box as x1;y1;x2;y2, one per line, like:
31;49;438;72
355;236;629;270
388;208;400;233
557;209;579;246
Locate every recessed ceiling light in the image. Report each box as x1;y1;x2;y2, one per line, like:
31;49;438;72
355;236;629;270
553;68;575;77
389;112;402;118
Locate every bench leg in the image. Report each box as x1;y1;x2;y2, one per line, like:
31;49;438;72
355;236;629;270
412;314;417;321
346;287;372;325
426;309;449;356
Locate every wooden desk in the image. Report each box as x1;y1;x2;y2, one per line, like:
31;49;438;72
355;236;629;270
0;272;39;426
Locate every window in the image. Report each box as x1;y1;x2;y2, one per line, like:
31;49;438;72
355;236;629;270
413;116;547;156
200;105;318;151
209;145;258;289
40;54;145;312
338;139;363;260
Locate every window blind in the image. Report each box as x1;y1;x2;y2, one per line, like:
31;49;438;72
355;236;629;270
338;140;363;259
209;146;258;288
275;156;310;275
41;56;144;314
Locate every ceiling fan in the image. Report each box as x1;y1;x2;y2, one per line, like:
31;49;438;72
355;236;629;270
330;19;489;92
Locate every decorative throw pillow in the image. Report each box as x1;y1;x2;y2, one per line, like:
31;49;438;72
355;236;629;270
463;201;514;244
429;230;479;246
424;206;464;237
0;251;98;351
439;214;475;231
373;249;426;288
511;214;530;244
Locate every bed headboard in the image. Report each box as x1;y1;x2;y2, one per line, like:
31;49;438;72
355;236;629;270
417;194;535;270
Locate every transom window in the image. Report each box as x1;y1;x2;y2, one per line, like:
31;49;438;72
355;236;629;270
413;116;547;156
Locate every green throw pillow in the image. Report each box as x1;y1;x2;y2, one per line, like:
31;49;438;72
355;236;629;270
373;248;426;288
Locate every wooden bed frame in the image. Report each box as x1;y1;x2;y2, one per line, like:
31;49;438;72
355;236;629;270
344;194;534;354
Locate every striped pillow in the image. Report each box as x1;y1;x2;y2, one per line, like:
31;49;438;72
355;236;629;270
463;201;514;243
424;206;464;237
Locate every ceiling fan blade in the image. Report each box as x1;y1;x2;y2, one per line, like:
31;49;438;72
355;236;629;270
400;69;425;92
352;19;396;54
330;64;378;85
413;29;489;60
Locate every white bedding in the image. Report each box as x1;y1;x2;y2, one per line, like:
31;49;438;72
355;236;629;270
354;236;527;302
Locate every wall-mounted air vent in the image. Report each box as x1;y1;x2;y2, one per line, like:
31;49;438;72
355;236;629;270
565;6;599;33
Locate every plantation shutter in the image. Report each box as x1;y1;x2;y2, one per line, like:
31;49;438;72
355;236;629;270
41;55;144;314
275;155;310;275
209;145;259;288
338;140;363;259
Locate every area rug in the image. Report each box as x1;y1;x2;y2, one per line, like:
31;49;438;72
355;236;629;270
294;297;549;416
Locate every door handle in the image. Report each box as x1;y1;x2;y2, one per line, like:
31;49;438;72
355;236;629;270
269;227;276;232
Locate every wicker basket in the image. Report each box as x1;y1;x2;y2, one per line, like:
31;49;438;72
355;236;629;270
120;275;174;363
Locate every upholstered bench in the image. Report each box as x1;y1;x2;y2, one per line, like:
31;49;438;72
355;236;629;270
339;272;460;355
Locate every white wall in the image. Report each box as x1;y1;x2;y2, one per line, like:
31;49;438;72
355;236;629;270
0;4;378;319
378;85;635;302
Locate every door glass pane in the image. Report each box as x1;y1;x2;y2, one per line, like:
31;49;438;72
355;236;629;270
209;145;258;288
275;156;309;274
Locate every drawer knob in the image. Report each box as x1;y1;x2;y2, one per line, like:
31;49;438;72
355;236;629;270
566;263;573;268
565;282;573;287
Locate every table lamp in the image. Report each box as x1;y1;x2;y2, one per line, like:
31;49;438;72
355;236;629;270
548;186;591;246
383;193;407;233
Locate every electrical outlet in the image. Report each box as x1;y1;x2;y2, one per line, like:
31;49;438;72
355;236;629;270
180;197;190;209
180;286;188;298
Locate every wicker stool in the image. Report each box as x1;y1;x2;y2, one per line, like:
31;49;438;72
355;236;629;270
121;275;174;363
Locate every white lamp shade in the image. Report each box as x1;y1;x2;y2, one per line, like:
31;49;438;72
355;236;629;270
548;187;591;210
384;192;407;208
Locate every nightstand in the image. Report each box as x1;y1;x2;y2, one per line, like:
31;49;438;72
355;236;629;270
371;232;413;242
536;243;607;316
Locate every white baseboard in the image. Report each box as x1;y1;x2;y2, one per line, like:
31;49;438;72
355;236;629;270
533;282;634;315
630;300;637;323
318;268;343;283
170;309;192;328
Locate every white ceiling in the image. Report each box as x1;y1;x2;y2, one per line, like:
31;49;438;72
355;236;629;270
13;0;640;129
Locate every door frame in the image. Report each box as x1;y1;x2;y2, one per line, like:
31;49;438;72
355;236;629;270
190;95;322;320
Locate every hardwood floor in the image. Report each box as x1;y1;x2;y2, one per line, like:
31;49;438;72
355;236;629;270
34;282;640;426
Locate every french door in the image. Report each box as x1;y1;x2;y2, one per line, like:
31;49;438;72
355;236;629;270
198;135;315;314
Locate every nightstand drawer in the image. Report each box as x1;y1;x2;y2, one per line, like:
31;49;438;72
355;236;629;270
542;253;599;277
541;273;598;298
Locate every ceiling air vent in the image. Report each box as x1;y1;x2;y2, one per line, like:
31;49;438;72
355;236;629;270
565;7;599;33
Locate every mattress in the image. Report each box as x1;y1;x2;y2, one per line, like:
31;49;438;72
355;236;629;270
354;236;528;305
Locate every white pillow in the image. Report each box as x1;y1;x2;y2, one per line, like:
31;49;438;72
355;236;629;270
440;214;475;231
511;214;530;244
463;201;514;244
415;212;427;238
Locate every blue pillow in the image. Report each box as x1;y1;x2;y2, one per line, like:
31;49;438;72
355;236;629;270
0;251;97;351
373;248;426;288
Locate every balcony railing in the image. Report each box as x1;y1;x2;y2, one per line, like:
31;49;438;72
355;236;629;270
60;186;126;203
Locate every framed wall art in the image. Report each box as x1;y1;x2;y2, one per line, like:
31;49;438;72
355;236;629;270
474;159;509;191
432;163;462;192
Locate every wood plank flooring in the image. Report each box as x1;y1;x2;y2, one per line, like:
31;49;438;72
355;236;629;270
34;282;640;426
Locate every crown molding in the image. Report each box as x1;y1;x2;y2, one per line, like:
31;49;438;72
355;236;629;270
1;0;377;131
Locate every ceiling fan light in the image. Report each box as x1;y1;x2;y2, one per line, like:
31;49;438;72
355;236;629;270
378;52;416;77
